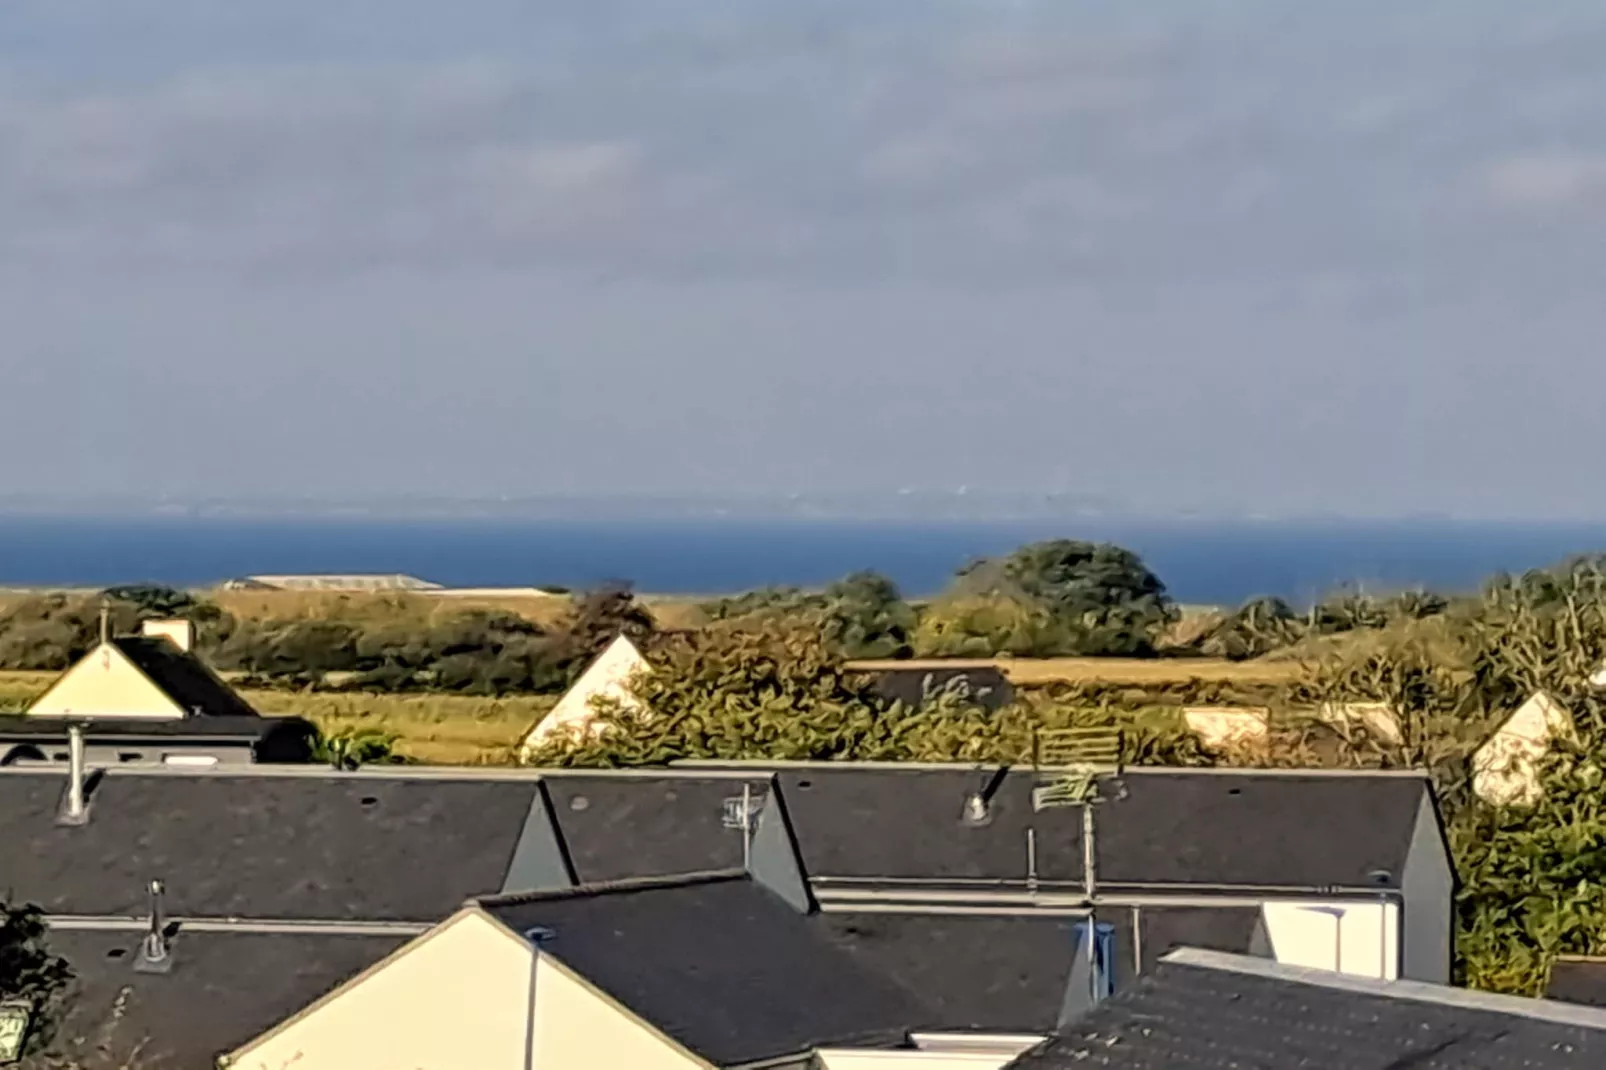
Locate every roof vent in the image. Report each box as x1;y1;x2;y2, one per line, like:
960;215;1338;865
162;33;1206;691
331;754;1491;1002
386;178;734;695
135;880;173;974
961;792;991;826
524;925;556;945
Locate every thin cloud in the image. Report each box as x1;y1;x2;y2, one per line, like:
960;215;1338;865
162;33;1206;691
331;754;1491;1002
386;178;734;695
1484;152;1606;208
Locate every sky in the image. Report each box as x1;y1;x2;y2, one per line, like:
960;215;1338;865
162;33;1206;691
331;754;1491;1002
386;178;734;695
3;1;1606;518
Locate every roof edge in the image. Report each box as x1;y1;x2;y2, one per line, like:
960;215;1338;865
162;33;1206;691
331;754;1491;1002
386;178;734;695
1163;947;1606;1029
474;868;748;908
671;759;1433;779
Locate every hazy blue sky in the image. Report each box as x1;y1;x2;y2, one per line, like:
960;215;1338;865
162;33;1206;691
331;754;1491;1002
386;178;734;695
3;1;1605;517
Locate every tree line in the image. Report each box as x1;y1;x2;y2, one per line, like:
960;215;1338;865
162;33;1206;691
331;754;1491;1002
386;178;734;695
0;537;1560;695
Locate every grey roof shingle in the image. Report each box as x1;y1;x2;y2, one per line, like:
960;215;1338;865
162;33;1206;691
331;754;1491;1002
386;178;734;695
541;773;772;884
1010;950;1606;1069
773;767;1427;889
482;873;932;1064
818;905;1261;1033
1549;958;1606;1008
38;927;407;1070
111;637;260;719
0;770;540;919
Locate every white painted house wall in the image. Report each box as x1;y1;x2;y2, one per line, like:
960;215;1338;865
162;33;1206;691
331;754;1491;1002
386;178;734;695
1316;701;1403;744
1260;900;1400;981
520;635;651;755
223;912;534;1070
1472;691;1576;807
226;910;710;1070
26;642;187;719
1182;707;1270;750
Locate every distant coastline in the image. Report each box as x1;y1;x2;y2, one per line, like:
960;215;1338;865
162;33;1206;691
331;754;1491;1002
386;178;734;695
2;514;1605;605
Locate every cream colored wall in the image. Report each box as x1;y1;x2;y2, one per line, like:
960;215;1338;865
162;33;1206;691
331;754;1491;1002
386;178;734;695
1261;900;1400;980
530;955;711;1070
224;913;534;1070
26;644;185;719
520;635;651;755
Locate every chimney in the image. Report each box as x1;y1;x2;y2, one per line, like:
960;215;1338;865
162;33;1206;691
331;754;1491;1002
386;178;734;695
136;880;173;974
141;619;195;654
58;725;89;826
99;600;111;646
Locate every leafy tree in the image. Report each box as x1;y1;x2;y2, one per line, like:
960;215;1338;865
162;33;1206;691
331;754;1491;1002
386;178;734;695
939;539;1175;657
310;726;401;770
820;571;916;659
99;585;197;618
912;594;1048;657
1311;589;1389;633
1195;596;1303;661
700;586;825;623
549;583;656;681
0;902;72;1058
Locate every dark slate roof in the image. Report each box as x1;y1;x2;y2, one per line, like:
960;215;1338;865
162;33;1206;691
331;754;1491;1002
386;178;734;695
37;926;406;1070
0;714;310;741
773;767;1428;889
1009;949;1606;1069
482;873;932;1064
0;770;541;919
541;773;772;884
869;667;1016;711
818;905;1261;1033
1549;958;1606;1008
111;637;260;719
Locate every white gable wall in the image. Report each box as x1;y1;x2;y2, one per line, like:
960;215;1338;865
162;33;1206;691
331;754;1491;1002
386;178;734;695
1182;707;1270;751
520;636;650;755
26;643;187;719
1472;692;1576;807
1261;900;1399;980
226;909;713;1070
223;912;534;1070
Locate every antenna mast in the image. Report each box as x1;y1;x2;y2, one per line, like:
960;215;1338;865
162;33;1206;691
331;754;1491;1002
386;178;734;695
1031;723;1126;1006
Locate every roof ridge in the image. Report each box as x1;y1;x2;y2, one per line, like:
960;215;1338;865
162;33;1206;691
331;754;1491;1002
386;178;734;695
1164;948;1606;1030
44;914;431;936
475;868;749;908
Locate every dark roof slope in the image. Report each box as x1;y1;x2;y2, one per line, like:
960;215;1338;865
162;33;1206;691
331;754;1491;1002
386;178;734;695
0;770;540;919
1010;949;1606;1069
774;767;1428;888
111;637;259;718
818;905;1260;1033
870;667;1015;711
1549;958;1606;1008
482;873;932;1064
0;714;309;741
542;773;772;884
38;927;406;1069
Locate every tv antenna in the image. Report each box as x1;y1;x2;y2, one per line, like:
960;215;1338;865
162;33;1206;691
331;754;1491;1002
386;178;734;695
722;784;761;869
1031;723;1126;1007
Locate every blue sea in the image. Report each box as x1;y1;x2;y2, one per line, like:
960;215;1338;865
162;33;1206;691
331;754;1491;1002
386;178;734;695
4;516;1606;606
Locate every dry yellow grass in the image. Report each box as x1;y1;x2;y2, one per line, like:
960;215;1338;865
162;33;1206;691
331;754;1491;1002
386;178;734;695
253;690;554;765
0;670;551;765
846;656;1302;685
